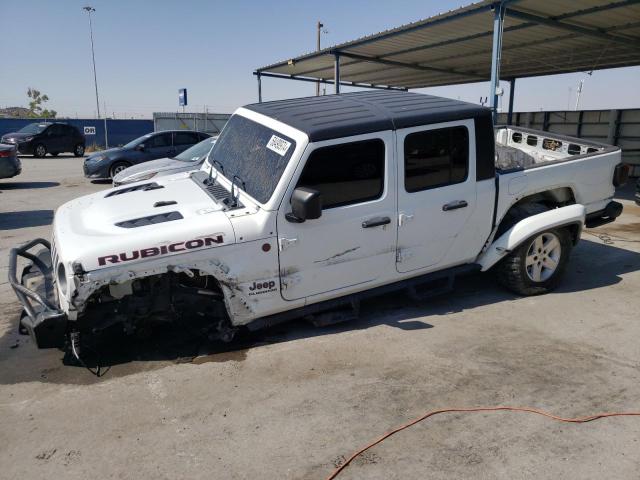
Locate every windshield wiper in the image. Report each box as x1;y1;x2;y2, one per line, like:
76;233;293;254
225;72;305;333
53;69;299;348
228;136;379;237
228;174;246;207
206;158;225;186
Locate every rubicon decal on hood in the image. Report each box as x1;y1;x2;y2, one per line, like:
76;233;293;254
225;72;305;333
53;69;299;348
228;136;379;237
98;234;224;266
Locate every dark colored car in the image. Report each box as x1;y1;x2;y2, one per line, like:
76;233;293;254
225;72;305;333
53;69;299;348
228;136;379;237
0;122;86;157
635;177;639;206
83;130;210;180
0;143;21;179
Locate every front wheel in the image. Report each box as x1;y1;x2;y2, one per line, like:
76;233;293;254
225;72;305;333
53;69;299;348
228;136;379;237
496;228;572;296
109;161;130;179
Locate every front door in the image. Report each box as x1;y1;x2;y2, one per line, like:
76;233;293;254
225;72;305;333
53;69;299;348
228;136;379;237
277;133;396;301
396;119;478;273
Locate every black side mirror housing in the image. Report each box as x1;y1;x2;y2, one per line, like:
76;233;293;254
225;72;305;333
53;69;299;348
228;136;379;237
286;187;322;223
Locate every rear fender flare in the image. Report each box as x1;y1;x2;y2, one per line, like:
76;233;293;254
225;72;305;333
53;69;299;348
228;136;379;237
477;204;585;271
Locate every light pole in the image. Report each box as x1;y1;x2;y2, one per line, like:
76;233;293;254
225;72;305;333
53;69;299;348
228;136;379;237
83;6;100;119
315;21;327;96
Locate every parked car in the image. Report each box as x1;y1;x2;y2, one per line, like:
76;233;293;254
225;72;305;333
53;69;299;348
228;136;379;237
9;91;627;350
112;136;217;186
0;143;21;179
0;122;85;157
83;130;210;180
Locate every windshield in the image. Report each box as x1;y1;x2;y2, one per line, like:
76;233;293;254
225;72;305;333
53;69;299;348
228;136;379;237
209;115;296;204
18;123;49;134
122;133;153;150
175;137;216;162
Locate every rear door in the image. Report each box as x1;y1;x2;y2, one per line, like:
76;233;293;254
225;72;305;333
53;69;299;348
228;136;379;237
145;132;174;160
396;119;478;273
277;132;396;301
44;124;66;153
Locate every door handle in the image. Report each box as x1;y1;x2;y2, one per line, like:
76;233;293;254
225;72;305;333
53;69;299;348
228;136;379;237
362;216;391;228
442;200;468;211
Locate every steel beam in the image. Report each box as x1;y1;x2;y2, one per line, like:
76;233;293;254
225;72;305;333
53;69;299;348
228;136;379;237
507;78;516;124
251;71;406;91
335;51;485;80
489;2;506;122
506;7;639;47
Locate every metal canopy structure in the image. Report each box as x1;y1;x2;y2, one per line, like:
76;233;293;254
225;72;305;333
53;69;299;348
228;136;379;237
254;0;640;120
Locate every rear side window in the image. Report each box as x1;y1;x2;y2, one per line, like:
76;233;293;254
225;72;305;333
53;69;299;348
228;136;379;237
174;132;200;145
297;139;385;209
404;126;468;192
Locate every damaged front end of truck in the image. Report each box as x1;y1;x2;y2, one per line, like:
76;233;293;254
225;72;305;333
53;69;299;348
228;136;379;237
8;236;242;357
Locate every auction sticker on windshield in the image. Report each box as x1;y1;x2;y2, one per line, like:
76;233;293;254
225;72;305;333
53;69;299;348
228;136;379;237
266;135;291;156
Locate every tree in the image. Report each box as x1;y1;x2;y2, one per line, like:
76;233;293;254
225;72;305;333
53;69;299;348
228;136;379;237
26;87;57;118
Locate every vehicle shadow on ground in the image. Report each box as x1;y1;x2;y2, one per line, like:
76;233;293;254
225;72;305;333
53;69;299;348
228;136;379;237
0;210;54;230
0;181;59;190
90;179;111;185
0;238;638;385
18;154;81;159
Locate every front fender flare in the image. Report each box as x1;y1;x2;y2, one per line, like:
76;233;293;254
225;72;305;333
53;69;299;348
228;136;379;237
477;204;585;272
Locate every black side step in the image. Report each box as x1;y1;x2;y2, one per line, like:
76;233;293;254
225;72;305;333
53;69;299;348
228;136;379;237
306;299;360;327
407;275;455;301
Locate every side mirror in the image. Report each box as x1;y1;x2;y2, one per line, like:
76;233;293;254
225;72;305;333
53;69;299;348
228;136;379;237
136;143;145;151
286;187;322;223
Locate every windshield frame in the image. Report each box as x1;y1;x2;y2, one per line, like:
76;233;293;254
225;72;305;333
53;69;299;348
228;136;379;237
202;109;307;209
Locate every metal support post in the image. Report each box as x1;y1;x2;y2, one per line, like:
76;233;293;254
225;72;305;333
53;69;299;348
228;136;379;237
257;72;262;103
334;53;341;94
507;78;516;125
489;2;505;123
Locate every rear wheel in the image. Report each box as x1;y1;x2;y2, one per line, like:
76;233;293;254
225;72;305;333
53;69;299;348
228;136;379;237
109;161;130;179
496;228;572;296
74;144;85;157
34;144;47;158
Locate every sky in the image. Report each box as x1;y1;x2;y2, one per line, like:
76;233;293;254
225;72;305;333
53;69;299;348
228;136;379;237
1;0;638;119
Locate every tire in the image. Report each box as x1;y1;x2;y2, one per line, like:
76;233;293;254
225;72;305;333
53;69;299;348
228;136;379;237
496;227;572;296
109;161;130;179
33;144;47;158
74;144;85;157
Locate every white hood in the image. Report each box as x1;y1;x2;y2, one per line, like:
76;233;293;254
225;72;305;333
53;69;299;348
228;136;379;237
53;174;236;272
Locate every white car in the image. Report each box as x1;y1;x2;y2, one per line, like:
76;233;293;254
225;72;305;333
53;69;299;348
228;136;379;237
10;91;628;351
112;136;217;186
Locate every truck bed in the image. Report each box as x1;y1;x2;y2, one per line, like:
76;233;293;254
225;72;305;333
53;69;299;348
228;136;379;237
494;126;612;171
492;126;621;219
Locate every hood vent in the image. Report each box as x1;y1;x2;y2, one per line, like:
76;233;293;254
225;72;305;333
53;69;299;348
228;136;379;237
116;211;183;228
106;182;164;198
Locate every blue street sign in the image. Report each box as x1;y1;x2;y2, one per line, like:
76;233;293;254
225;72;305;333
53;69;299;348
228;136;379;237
179;88;188;107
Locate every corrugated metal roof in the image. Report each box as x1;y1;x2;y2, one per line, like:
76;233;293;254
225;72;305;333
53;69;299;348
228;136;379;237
256;0;640;89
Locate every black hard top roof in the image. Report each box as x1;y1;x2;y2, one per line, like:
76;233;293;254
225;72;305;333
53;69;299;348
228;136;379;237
245;91;490;142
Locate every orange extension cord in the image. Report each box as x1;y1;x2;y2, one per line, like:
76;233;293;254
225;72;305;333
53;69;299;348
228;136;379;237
325;406;640;480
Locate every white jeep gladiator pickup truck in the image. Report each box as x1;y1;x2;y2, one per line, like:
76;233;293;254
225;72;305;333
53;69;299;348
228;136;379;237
10;91;629;350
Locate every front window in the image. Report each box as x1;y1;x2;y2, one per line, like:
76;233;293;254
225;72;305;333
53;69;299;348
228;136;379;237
175;137;216;162
209;115;297;204
18;123;49;134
